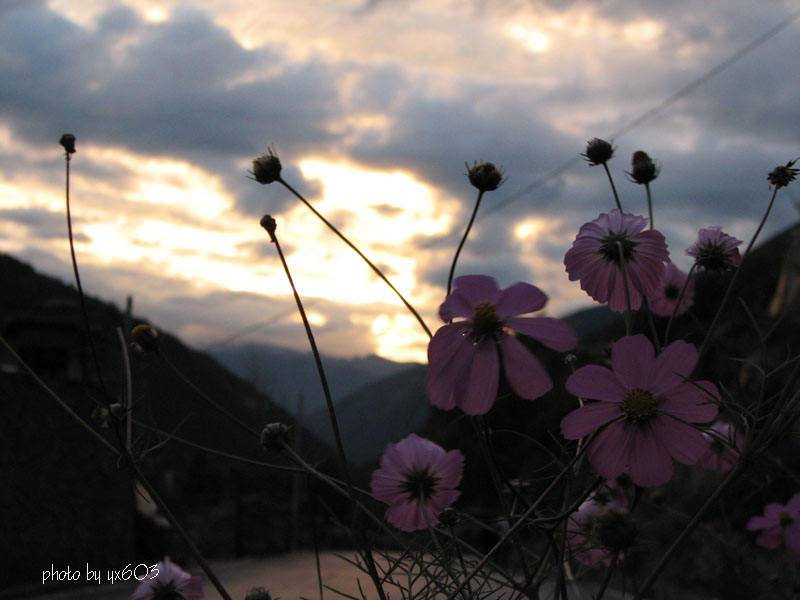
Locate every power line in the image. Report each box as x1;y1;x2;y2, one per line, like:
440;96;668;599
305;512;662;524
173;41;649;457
422;6;800;248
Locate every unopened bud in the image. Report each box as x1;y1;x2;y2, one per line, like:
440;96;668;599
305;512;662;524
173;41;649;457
627;150;658;184
260;214;277;240
582;138;615;166
131;324;160;353
438;507;460;527
466;161;504;192
252;148;282;184
59;133;76;154
260;422;291;450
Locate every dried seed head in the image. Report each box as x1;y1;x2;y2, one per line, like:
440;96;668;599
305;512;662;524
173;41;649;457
260;214;277;239
252;147;282;184
594;509;637;552
767;158;798;189
582;138;615;166
245;587;275;600
466;161;504;192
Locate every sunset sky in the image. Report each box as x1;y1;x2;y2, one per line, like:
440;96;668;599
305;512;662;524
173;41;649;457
1;1;799;362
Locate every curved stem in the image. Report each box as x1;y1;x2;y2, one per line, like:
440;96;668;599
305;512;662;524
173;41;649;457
699;186;779;360
266;223;387;600
603;163;623;212
64;152;109;397
662;263;696;348
617;241;633;336
447;190;484;296
278;178;431;339
645;182;654;229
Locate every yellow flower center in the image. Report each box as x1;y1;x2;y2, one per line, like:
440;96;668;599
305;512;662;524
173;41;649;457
622;388;657;424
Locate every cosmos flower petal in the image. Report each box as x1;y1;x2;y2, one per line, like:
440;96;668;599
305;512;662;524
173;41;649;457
130;557;203;600
495;281;547;316
505;317;578;351
651;416;710;464
501;334;552;400
451;275;501;305
566;365;626;402
648;340;698;394
628;425;673;487
659;381;719;423
459;341;500;415
755;527;784;549
587;420;634;480
611;334;654;389
561;403;622;439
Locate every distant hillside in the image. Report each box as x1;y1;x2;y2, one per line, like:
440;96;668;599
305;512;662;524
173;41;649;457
209;342;418;415
304;364;430;466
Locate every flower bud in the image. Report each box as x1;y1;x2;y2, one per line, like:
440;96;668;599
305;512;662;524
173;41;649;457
131;324;160;353
627;150;658;184
260;214;277;240
260;422;292;450
582;138;615;166
594;509;637;552
59;133;76;154
252;148;282;184
245;587;275;600
767;158;798;189
466;161;503;192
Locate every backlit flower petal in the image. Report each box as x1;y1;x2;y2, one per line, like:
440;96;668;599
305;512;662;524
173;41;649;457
588;420;634;480
495;281;547;316
628;425;673;487
460;341;500;415
566;365;626;402
611;334;654;389
505;317;578;351
500;334;552;400
648;340;698;395
561;402;622;439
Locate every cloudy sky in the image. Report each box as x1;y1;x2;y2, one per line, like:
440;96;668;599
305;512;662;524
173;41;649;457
1;0;798;362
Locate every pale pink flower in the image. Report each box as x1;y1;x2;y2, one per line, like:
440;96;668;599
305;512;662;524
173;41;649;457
747;492;800;562
425;275;577;415
370;434;464;532
130;557;203;600
648;262;694;317
685;226;742;271
560;334;719;487
564;210;669;312
698;421;742;473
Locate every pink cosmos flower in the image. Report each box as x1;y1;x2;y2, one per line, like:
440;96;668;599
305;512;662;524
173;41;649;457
685;226;742;271
698;421;742;473
564;210;669;312
370;434;464;532
648;262;695;317
560;334;719;487
425;275;577;415
130;557;203;600
567;480;630;567
746;492;800;562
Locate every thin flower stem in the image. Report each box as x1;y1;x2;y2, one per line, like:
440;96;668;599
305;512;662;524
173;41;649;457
616;241;633;336
278;177;431;339
444;433;596;600
126;457;233;600
595;550;620;600
699;186;779;360
645;182;654;230
603;163;623;212
266;224;388;600
116;327;133;452
447;190;484;296
64;151;110;397
662;263;696;348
